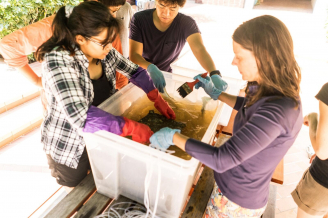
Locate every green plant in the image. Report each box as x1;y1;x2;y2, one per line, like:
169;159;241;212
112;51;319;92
0;0;82;39
27;53;36;63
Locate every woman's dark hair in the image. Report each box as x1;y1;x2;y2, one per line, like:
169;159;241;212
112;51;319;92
233;15;301;107
84;0;127;7
35;1;120;61
100;0;127;7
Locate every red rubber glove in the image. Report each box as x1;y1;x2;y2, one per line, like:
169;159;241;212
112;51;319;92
147;89;176;120
120;117;153;144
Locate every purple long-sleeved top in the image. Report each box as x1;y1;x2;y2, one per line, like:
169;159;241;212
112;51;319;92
185;95;303;209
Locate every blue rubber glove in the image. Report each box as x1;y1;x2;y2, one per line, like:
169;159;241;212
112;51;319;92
147;64;166;93
193;75;223;100
211;75;228;92
149;127;181;151
194;74;228;92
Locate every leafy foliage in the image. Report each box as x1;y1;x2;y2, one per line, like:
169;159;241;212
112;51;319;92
0;0;82;39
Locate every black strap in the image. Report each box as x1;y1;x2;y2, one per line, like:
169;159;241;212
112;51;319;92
210;70;221;77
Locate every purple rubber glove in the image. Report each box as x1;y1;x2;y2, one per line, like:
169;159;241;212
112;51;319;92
83;105;125;134
130;67;156;94
83;106;153;144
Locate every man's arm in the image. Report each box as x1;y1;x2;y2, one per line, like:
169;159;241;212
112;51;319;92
17;64;42;87
307;101;328;160
129;39;152;69
129;38;166;93
0;15;54;88
187;33;216;73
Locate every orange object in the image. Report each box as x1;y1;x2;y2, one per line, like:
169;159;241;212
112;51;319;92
0;15;55;68
0;15;128;89
112;35;128;90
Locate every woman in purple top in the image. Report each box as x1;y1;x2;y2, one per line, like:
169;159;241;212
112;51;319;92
128;0;227;93
150;15;303;217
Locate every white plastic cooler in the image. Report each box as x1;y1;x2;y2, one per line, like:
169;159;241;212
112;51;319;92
83;72;241;218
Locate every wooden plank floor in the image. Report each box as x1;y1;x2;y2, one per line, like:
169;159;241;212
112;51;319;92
44;174;96;218
44;167;213;218
74;191;112;218
181;166;214;218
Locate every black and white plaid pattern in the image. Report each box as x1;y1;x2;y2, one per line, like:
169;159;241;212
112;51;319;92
41;48;138;169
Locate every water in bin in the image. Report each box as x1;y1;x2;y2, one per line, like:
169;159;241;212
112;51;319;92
121;94;218;160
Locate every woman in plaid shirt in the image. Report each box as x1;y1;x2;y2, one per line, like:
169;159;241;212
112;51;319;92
35;1;175;190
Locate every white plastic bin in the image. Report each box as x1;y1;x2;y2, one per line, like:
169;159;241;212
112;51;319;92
83;72;239;218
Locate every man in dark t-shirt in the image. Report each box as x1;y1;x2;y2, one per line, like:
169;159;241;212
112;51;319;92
292;83;328;217
129;0;226;93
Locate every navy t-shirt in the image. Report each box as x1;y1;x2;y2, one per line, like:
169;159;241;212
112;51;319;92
129;9;200;72
309;83;328;188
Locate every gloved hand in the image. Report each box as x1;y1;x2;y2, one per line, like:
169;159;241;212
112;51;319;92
150;127;181;151
147;89;176;119
83;106;153;143
211;75;228;92
147;64;166;93
194;75;222;100
194;73;228;92
121;117;153;144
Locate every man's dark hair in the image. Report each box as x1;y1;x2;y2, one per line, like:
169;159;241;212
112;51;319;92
159;0;186;7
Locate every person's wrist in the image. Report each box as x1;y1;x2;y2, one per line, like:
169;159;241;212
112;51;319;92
211;92;222;100
168;129;181;145
210;70;221;77
147;64;155;72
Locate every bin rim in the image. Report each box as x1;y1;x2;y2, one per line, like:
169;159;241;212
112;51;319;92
83;130;200;169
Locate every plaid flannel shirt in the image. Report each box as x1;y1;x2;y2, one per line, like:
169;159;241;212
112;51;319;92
41;47;138;169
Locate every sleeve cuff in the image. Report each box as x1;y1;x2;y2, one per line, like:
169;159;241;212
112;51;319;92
210;70;221;77
129;67;156;93
233;96;246;111
315;83;328;106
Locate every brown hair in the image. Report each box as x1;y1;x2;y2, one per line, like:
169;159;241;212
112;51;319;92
233;15;301;107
